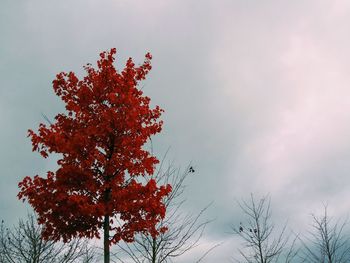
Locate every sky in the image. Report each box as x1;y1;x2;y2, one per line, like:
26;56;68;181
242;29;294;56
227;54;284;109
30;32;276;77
2;0;350;261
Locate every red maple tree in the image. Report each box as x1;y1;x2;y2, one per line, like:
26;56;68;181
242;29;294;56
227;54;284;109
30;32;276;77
18;48;172;263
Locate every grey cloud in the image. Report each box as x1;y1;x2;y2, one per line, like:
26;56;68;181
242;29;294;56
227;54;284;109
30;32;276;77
2;0;350;261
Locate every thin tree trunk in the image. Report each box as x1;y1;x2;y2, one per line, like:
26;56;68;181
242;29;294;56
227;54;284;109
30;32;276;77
152;237;157;263
104;215;110;263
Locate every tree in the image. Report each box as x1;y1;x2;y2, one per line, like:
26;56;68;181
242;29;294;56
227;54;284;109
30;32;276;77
0;213;96;263
114;160;217;263
300;205;350;263
232;194;298;263
18;48;172;263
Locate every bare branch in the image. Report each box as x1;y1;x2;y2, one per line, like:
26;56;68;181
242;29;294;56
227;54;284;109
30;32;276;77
115;161;218;262
0;213;97;263
299;204;350;263
232;194;298;263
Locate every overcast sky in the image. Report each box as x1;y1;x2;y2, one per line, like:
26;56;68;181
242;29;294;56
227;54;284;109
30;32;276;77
2;0;350;261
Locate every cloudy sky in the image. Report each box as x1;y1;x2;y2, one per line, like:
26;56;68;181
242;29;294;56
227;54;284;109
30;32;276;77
2;0;350;261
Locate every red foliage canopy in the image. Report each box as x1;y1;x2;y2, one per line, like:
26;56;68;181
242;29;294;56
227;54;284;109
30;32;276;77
18;49;171;244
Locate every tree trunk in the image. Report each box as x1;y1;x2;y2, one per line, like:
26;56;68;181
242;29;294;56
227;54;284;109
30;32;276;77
152;237;157;263
103;175;112;263
104;215;110;263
